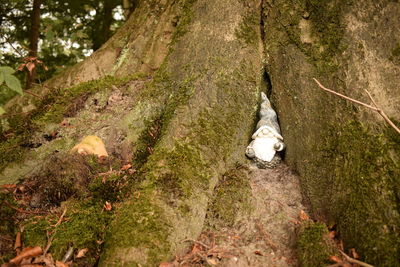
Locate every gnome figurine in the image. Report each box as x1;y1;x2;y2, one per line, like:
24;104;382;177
246;92;285;168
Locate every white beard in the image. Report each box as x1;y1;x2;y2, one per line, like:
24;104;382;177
246;126;284;162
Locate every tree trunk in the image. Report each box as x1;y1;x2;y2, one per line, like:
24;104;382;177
1;0;399;266
26;0;41;89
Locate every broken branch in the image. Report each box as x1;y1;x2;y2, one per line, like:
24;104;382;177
313;78;400;135
339;250;375;267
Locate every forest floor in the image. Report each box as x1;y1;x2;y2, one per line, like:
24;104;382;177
168;163;306;267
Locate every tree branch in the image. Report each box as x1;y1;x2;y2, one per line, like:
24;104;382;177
339;250;375;267
313;78;400;135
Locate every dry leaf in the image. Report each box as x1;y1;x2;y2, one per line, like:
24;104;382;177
254;250;263;256
76;248;88;259
55;261;69;267
120;164;132;171
104;201;112;211
14;232;22;251
9;246;43;264
159;262;174;267
349;248;359;259
206;258;218;265
26;62;35;74
1;184;16;189
328;230;336;239
299;210;310;221
32;254;55;266
329;255;343;263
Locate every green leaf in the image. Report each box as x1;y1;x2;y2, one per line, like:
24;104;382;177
0;66;15;75
4;74;23;95
0;106;5;115
0;72;4;85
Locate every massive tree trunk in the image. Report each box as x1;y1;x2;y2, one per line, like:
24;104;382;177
1;0;399;266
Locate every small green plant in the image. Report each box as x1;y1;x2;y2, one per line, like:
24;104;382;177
0;66;23;114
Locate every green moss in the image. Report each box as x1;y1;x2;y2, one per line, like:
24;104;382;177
270;0;352;74
171;0;198;44
100;189;171;266
24;200;113;265
206;164;252;228
297;221;335;267
391;43;400;57
145;141;209;199
235;11;259;46
316;121;400;266
0;192;17;263
0;73;146;174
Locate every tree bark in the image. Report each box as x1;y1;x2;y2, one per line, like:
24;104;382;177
26;0;41;89
1;0;399;266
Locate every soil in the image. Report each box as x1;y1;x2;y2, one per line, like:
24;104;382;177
170;163;306;267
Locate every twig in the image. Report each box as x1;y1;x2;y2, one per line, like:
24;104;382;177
313;78;400;135
0;111;30;118
4;201;45;214
25;90;43;99
50;207;67;227
364;89;400;135
339;250;375;267
183;239;210;249
44;207;67;255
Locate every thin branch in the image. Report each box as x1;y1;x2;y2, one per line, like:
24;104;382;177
313;78;400;135
339;250;375;267
313;78;378;111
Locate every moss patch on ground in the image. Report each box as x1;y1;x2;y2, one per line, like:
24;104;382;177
23;199;113;266
99;189;171;266
0;192;17;264
297;221;336;267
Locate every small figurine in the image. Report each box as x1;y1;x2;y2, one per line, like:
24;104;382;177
246;92;285;168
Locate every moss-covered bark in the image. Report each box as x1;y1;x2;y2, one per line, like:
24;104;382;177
263;0;400;265
100;0;262;265
2;0;399;266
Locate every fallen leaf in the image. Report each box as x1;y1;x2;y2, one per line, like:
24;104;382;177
120;164;132;171
33;254;55;266
206;258;218;266
329;255;343;263
159;262;174;267
55;261;69;267
1;184;16;189
254;250;263;256
299;210;310;221
104;201;112;211
328;230;336;239
9;246;43;264
349;248;359;259
76;248;88;259
128;168;137;175
14;232;22;254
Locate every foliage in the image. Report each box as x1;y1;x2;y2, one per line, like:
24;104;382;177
0;0;130;95
0;66;23;114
